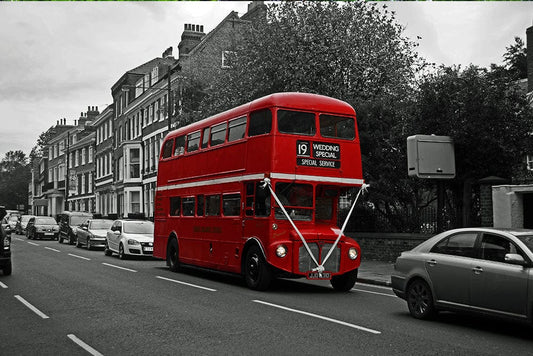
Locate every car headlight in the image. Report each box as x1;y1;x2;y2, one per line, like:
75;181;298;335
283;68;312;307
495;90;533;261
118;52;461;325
127;239;140;245
4;237;10;249
348;247;358;260
275;244;287;258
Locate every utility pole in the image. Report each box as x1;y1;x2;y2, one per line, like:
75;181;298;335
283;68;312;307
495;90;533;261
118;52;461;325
64;131;70;211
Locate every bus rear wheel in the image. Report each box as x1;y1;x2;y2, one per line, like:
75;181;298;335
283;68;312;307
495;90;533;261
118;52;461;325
167;238;181;272
244;245;272;291
331;269;358;292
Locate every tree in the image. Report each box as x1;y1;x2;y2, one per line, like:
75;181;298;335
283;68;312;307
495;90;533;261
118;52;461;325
407;65;533;226
0;150;31;210
503;37;527;80
196;1;424;231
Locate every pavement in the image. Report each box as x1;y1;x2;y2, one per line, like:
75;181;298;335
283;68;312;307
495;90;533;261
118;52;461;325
358;260;395;287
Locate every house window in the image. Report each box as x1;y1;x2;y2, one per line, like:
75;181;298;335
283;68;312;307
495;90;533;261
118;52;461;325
221;50;236;69
527;155;533;171
129;148;140;179
130;191;141;213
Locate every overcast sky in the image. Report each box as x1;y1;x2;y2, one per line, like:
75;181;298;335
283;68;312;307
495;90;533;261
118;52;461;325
0;1;532;161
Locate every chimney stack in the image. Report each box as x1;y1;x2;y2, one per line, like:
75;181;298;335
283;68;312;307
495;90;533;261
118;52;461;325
178;23;206;58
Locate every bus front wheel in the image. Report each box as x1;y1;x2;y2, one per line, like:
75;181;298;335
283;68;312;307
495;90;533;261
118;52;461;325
167;238;181;272
244;245;272;291
331;269;358;292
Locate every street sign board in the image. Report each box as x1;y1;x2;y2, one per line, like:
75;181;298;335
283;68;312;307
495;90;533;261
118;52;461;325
407;135;455;179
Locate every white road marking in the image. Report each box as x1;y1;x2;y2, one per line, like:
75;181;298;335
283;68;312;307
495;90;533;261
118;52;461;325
102;263;137;273
156;275;217;292
253;300;381;334
357;283;393;291
14;237;24;241
45;247;61;252
67;334;104;356
352;288;397;298
14;295;49;319
68;253;91;261
27;242;39;246
0;281;8;289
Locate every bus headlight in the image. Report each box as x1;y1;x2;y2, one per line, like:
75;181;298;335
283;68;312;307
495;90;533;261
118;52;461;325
275;244;287;258
348;247;358;260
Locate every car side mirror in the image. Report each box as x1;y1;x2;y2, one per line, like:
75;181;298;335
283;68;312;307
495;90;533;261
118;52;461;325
113;230;121;235
504;253;528;266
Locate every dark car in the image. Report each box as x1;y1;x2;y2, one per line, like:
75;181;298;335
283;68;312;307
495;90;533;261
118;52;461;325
58;211;93;245
76;219;114;250
0;206;12;275
27;216;60;240
392;227;533;323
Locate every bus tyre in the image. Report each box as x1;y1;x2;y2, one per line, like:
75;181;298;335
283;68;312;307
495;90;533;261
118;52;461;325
244;245;272;291
331;269;358;292
167;238;181;272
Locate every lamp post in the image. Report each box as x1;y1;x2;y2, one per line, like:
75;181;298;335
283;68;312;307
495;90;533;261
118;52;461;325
166;63;182;131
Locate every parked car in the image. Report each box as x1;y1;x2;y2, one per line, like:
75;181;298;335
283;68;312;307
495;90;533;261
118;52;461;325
58;211;93;245
76;219;114;250
105;220;154;259
16;215;35;235
0;206;12;275
4;215;19;235
26;216;60;240
392;227;533;323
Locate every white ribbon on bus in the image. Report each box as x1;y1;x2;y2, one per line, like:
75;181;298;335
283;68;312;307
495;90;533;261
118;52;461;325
262;178;369;274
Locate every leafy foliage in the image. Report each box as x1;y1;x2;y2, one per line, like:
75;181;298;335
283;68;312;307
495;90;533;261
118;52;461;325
0;150;30;210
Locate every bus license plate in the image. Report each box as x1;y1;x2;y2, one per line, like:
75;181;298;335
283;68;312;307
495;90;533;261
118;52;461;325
307;272;331;280
143;247;153;252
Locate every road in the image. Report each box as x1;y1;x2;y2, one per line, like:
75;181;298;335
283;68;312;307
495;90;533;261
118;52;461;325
2;234;533;356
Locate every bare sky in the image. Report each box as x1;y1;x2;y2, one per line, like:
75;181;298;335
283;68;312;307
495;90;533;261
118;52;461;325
0;1;532;161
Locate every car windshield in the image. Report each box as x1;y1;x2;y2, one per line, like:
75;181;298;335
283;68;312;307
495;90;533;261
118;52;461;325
71;216;90;226
123;221;153;234
89;220;113;230
21;216;33;222
35;217;57;225
8;216;18;222
516;235;533;252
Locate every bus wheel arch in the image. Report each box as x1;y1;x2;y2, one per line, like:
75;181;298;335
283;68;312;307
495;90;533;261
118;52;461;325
167;233;181;272
242;239;272;291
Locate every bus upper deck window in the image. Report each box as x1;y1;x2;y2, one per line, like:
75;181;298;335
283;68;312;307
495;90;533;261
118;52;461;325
211;123;227;147
249;109;272;136
201;127;210;149
277;110;316;136
162;139;174;159
228;117;247;142
319;114;355;140
174;135;185;156
187;131;201;152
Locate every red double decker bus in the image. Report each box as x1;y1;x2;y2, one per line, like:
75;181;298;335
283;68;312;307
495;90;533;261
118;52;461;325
154;92;365;291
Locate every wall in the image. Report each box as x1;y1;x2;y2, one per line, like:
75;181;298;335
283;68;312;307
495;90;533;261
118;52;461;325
347;232;430;262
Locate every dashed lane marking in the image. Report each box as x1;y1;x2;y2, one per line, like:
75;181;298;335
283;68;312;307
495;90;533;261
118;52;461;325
14;295;49;319
253;299;381;334
102;263;137;273
67;334;104;356
68;253;91;261
156;275;217;292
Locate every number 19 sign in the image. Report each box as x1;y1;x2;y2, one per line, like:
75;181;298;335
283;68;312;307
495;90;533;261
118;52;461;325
297;140;341;169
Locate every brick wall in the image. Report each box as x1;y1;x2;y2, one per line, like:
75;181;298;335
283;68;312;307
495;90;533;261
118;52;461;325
347;232;430;262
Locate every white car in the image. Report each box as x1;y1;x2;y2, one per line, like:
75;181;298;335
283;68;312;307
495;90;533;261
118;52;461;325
105;220;154;259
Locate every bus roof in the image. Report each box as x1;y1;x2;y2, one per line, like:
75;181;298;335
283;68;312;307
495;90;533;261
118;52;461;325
166;92;355;140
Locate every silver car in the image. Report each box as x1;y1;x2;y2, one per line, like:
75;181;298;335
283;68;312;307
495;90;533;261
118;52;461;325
392;228;533;323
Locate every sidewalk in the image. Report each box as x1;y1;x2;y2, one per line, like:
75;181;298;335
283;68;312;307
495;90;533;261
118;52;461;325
358;260;395;287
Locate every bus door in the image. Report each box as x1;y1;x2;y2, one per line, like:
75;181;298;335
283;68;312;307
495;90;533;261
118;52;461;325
242;181;271;251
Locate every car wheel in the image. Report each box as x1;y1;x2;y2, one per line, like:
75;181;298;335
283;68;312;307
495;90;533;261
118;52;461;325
244;245;272;291
86;240;91;250
68;234;75;245
104;241;113;256
331;269;358;292
407;279;436;320
58;234;63;244
167;238;181;272
3;261;12;276
76;239;82;248
118;243;127;260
